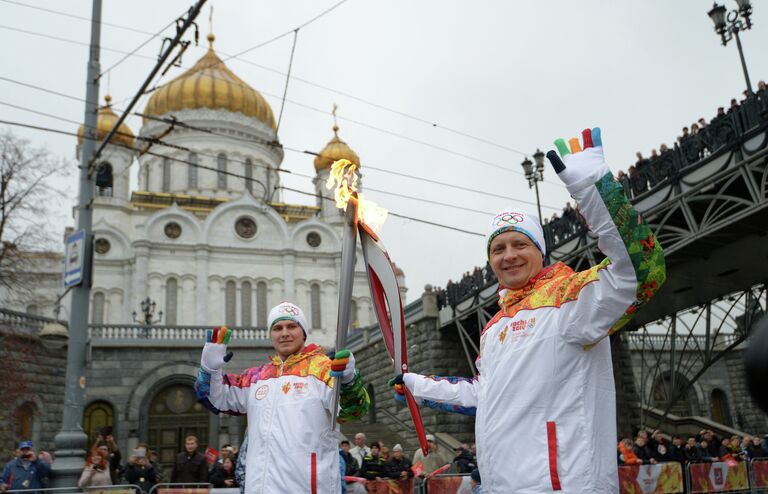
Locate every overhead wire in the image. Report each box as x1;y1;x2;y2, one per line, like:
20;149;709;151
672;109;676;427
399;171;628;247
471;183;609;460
100;15;182;77
0;25;566;188
0;78;562;211
0;117;487;234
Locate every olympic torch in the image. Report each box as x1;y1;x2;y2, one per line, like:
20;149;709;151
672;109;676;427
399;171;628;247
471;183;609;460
326;159;428;454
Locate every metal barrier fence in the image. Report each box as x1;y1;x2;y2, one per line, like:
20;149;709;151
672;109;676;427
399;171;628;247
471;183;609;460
147;483;210;494
6;486;142;494
345;478;414;493
618;462;684;493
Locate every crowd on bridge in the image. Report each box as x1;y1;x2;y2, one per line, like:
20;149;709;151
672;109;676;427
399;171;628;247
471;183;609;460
618;428;768;466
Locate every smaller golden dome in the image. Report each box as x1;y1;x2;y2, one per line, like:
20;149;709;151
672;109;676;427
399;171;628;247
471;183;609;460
314;124;360;172
77;95;135;148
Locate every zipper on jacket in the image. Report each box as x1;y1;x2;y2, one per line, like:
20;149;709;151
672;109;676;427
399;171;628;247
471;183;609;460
546;421;562;491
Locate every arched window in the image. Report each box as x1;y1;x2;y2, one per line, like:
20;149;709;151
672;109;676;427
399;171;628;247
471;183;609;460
166;278;178;325
188;152;198;189
95;162;113;197
14;402;36;442
256;281;268;328
217;153;227;189
83;401;114;445
225;280;237;326
710;388;733;426
350;300;359;330
92;292;105;324
241;281;252;326
162;157;171;192
311;284;322;329
245;159;253;193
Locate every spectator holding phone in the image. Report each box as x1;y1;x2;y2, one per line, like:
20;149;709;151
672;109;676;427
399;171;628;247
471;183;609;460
79;446;112;488
125;448;156;493
0;441;52;493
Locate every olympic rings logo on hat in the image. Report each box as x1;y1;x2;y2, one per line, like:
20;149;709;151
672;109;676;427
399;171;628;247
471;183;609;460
279;304;300;316
493;212;525;227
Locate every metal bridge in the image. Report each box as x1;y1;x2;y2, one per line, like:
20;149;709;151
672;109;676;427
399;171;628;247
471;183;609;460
437;97;768;428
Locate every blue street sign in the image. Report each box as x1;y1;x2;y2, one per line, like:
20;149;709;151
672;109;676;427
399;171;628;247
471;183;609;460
64;229;86;288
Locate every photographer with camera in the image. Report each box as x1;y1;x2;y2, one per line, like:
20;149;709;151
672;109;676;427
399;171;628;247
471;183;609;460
92;427;122;484
78;446;112;489
0;441;52;493
125;448;156;493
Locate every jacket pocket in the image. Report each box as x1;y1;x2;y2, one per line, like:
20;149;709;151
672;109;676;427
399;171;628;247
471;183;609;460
547;421;562;491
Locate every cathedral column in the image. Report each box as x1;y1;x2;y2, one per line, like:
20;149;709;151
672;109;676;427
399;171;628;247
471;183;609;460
282;252;296;301
123;261;133;322
196;246;209;325
133;242;150;313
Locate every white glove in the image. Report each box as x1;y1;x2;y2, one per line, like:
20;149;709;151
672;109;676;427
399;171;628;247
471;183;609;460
200;326;233;372
547;127;610;189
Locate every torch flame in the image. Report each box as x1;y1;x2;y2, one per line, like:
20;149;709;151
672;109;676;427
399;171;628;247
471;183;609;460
326;159;388;232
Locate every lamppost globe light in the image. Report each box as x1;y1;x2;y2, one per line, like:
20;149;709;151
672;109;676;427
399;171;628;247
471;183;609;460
735;0;751;13
533;149;545;173
708;3;727;33
521;157;533;179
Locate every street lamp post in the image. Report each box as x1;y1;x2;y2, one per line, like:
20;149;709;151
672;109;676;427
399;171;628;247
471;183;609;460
132;297;163;337
521;149;546;224
708;0;754;95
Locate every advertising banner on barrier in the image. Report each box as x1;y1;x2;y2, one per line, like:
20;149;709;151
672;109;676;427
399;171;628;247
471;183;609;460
426;475;473;494
688;461;749;493
346;479;412;493
753;459;768;488
618;462;684;493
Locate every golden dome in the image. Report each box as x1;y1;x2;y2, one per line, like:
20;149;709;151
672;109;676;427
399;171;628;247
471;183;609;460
314;124;361;172
77;95;135;148
143;34;276;129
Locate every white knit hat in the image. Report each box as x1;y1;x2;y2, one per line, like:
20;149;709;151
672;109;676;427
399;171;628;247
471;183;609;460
267;302;309;336
486;208;546;257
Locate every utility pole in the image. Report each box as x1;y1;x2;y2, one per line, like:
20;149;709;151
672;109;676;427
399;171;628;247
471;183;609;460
50;0;101;486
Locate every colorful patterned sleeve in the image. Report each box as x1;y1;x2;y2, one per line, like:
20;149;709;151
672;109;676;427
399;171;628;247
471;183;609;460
337;371;370;423
195;367;257;415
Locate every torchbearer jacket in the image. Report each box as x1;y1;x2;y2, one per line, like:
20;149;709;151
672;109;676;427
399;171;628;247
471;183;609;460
404;167;666;493
195;344;369;494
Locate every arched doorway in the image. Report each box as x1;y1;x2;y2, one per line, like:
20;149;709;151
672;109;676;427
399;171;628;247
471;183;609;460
147;382;209;471
710;388;733;427
84;401;114;444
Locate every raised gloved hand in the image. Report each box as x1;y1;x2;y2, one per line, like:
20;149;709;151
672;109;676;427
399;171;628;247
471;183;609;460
546;127;608;187
328;349;356;384
388;373;406;402
200;326;234;372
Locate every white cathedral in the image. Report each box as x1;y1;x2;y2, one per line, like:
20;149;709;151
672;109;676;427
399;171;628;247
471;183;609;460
69;33;405;347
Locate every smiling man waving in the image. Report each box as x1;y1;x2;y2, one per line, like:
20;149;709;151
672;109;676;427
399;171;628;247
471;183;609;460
394;127;666;492
195;302;370;494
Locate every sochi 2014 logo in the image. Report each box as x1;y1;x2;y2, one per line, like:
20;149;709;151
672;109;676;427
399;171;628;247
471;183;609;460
493;211;525;228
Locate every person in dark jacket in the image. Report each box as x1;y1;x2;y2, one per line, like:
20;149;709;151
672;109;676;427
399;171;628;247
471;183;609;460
668;436;686;464
170;435;208;484
452;445;476;473
209;457;237;488
633;436;656;465
748;436;768;459
386;444;413;480
339;440;357;477
684;437;702;463
359;443;387;481
124;450;157;493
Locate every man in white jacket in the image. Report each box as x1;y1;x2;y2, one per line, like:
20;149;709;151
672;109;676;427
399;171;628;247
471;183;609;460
195;302;370;494
394;128;666;492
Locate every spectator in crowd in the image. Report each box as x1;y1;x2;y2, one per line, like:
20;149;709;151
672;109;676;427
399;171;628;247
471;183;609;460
78;446;112;489
633;436;656;465
209;457;237;488
668;436;686;465
618;438;640;465
728;435;744;459
216;444;234;466
412;435;452;478
125;448;156;493
386;444;412;481
1;441;52;493
659;143;669;154
678;127;690;142
359;442;387;481
170;435;208;484
452;444;476;473
349;433;371;471
684;437;702;463
470;468;482;494
748;436;768;459
93;429;122;484
651;430;670;462
339;440;357;477
148;450;164;484
698;117;707;128
650;149;659;160
728;98;739;113
696;439;717;462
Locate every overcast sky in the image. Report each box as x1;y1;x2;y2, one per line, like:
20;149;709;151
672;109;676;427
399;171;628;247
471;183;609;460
2;0;767;300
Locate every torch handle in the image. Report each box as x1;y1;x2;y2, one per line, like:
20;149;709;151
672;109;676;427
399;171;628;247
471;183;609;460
329;197;359;428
